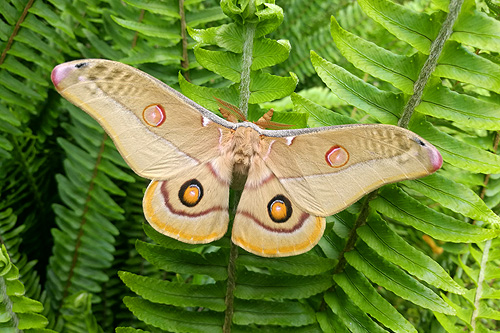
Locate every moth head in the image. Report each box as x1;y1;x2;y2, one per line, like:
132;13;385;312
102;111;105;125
410;135;442;173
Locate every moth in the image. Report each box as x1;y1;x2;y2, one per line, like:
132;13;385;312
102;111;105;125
52;59;442;257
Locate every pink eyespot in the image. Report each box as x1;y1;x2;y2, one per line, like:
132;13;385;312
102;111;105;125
325;145;349;168
142;104;166;127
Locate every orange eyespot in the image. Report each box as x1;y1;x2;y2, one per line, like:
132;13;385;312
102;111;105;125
267;195;292;223
325;145;349;168
143;104;166;127
178;179;203;207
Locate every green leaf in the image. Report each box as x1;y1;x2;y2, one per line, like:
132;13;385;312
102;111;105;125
237;253;334;276
194;47;242;82
29;0;75;38
291;93;357;127
357;212;464;294
123;0;180;17
269;110;308;129
325;288;386;332
135;241;228;280
233;299;316;326
252;38;290;70
143;223;229;250
371;185;499;243
334;265;418;332
116;328;149;333
346;242;456;314
435;42;500;94
316;309;350;333
0;70;42;101
451;1;500;53
187;7;226;27
254;3;284;38
189;24;244;53
402;173;500;226
119;271;226;311
111;16;182;39
311;51;402;125
123;297;224;332
330;16;425;94
233;324;322;332
249;71;298;103
235;271;333;300
357;0;443;54
82;28;124;61
121;48;183;65
14;28;64;64
418;82;500;130
433;311;463;333
16;312;49;330
179;73;240;112
410;118;500;174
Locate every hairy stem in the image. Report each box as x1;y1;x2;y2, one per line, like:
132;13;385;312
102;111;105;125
223;189;242;332
470;132;498;330
334;191;378;274
470;239;491;332
239;23;256;117
179;0;190;81
398;0;464;129
332;0;465;274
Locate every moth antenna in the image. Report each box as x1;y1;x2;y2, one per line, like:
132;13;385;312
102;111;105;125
257;108;274;123
254;120;294;130
214;97;246;122
254;108;293;130
218;107;239;123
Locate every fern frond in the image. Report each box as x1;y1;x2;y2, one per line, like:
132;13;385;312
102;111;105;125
306;0;500;331
0;244;55;331
59;292;105;333
44;102;134;327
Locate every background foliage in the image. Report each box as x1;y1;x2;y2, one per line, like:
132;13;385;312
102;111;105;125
1;0;500;332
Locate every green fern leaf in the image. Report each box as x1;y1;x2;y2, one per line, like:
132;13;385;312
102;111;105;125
334;265;418;333
357;213;464;294
372;185;499;242
311;51;403;125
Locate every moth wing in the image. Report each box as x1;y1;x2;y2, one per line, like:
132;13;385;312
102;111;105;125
260;124;442;216
52;59;235;180
232;157;326;257
143;158;231;243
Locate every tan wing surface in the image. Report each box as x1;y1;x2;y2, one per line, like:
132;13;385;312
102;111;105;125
232;157;326;257
261;124;442;216
143;158;231;243
52;59;233;180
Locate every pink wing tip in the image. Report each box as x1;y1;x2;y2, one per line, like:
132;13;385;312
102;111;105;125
429;147;443;172
51;63;73;87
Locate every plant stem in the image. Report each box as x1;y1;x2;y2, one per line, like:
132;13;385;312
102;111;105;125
223;189;242;332
179;0;190;81
470;239;491;332
239;23;256;118
470;131;499;331
334;191;378;274
398;0;464;129
0;0;34;65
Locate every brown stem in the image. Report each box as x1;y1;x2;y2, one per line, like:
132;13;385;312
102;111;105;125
333;191;378;274
131;10;145;49
60;133;108;306
398;0;464;129
0;0;35;65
